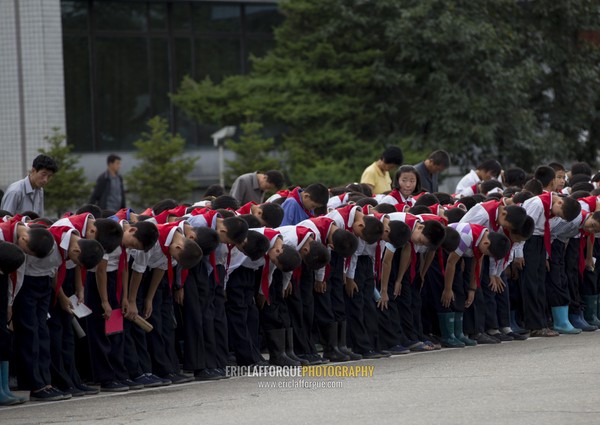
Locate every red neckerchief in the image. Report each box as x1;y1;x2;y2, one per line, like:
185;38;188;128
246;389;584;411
578;211;593;277
48;226;76;302
276;189;291;199
538;192;553;258
140;207;154;217
419;213;448;226
236;201;257;215
114;208;133;221
308;217;335;245
394;203;409;212
156;223;180;289
579;196;598;213
189;207;209;216
437;248;445;275
62;212;72;218
291;227;314;289
66;213;92;236
470;183;479;194
428;204;441;215
388;190;413;207
470;224;487;287
0;220;18;297
480;200;501;231
288;187;313;218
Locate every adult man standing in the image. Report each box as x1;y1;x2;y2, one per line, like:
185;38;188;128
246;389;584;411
89;154;125;211
414;150;450;193
1;154;58;217
360;146;403;194
230;170;285;205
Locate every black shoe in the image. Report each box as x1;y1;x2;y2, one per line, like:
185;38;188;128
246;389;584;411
162;373;193;384
147;374;171;386
29;387;71;402
359;350;385;359
101;381;129;392
376;350;392;358
387;345;410;355
76;384;100;395
120;378;144;390
339;347;363;361
473;333;500;344
61;386;85;397
488;332;513;342
132;373;163;388
505;331;528;341
194;369;221;381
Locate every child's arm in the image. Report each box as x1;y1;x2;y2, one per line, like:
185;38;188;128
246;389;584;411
127;270;143;319
378;249;394;310
465;257;481;308
143;268;166;319
74;265;84;304
393;244;411;296
95;259;111;319
442;253;460;308
419;250;436;282
121;263;130;314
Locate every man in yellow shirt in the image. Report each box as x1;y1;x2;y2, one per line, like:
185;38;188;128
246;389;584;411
360;146;403;194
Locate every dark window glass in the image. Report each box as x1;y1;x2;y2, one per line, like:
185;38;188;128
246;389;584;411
193;4;241;33
95;1;147;32
150;38;170;120
95;37;150;150
149;2;167;31
245;4;283;33
172;2;192;31
63;36;92;152
61;0;88;31
195;38;241;81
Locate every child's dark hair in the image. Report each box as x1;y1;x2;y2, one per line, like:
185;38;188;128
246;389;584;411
76;204;103;218
471;194;486;204
534;165;556;188
212;195;240;211
571;162;593;177
26;227;54;258
361;216;384;244
303;241;330;270
192;227;220;256
408;205;431;215
223;216;249;244
177;239;203;269
359;183;373;197
241;231;270;261
502;186;521;198
476;159;502;177
387;221;411;249
480;180;503;195
304;183;329;207
456;196;477;211
0;210;12;217
152;199;178;215
504;205;528;230
569;173;591;187
265;170;285;190
569;190;591;200
441;227;460;252
523;179;543;196
571;182;594;193
393;166;421;195
32;154;58;173
381;146;403;166
259;203;284;228
445;208;466;224
560;196;582;222
216;209;235;218
276;245;302;272
20;211;40;220
513;216;534;239
487;231;511;260
0;242;25;274
355;197;378;208
373;203;397;214
77;239;105;269
433;192;454;205
331;229;358;258
204;184;225;199
93;218;123;253
504;168;527;188
414;193;438;207
421;221;446;249
131;221;159;251
512;190;534;204
548;162;565;172
238;214;263;229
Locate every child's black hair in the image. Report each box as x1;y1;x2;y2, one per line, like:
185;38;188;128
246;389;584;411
276;245;302;272
414;193;439;207
503;168;527;188
259;203;284;228
76;204;103;218
223;216;249;244
131;221;159;251
304;183;329;207
523;179;543;195
569;190;591;200
204;184;225;199
432;192;454;205
441;227;460;252
361;216;384;244
93;218;123;253
534;165;556;188
456;196;477;211
0;242;25;274
512;190;534;205
177;239;203;269
477;159;502;177
569;173;591;187
445;208;466;224
303;241;330;270
571;182;594;193
387;221;411;249
241;231;270;261
355;197;378;208
504;205;528;230
513;216;534;239
27;227;55;258
331;229;358;258
480;179;503;195
487;231;511;260
560;196;582;222
372;203;397;214
212;195;240;211
571;162;593;177
421;221;446;249
77;239;105;269
407;205;431;215
238;214;263;229
192;227;220;256
152;199;178;215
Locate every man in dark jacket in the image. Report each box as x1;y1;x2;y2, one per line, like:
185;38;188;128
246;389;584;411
89;154;125;210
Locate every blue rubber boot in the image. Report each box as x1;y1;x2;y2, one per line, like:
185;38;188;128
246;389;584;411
510;311;528;334
437;313;465;348
454;312;477;346
0;362;21;406
569;312;597;332
551;306;581;334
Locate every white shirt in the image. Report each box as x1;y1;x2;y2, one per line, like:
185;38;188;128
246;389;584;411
455;170;480;197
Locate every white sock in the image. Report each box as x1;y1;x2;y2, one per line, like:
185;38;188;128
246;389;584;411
501;327;512;334
487;329;500;335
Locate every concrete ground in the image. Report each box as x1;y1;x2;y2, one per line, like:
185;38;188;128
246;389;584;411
2;332;600;425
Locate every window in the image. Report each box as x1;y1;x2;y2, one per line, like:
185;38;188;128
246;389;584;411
61;0;280;152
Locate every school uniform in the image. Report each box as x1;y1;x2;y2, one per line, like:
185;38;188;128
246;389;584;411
455;170;481;197
378;190;414;211
280;188;314;226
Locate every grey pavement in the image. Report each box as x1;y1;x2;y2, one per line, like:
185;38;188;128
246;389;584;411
2;332;600;425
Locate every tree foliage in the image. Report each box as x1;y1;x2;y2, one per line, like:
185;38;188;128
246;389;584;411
172;0;600;182
224;121;282;186
126;116;198;209
38;128;92;217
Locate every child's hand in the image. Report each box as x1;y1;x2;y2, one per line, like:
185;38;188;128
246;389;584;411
121;299;129;316
489;276;506;293
377;291;389;311
345;279;358;298
76;287;84;305
283;285;292;298
143;298;153;319
441;289;454;308
393;280;402;298
314;281;326;294
256;293;266;309
174;288;184;306
101;300;112;320
465;290;475;308
126;302;138;320
59;296;74;315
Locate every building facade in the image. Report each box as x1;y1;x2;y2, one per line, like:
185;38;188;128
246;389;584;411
0;0;280;189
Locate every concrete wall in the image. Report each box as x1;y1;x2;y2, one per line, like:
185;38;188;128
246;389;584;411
0;0;65;188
